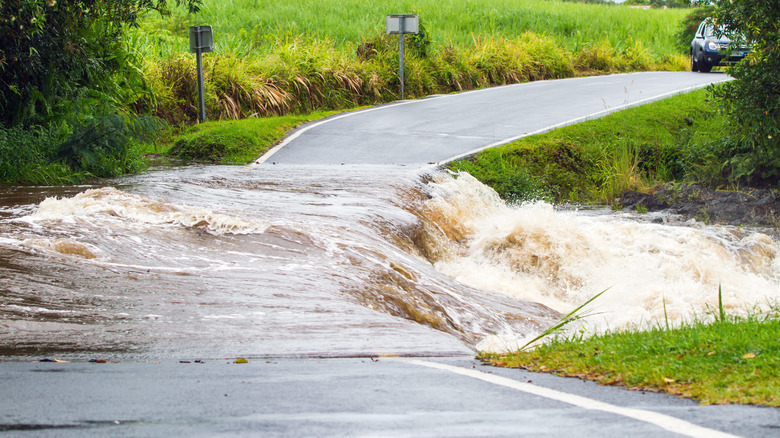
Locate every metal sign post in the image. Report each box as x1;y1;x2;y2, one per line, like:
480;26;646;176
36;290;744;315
386;15;419;100
189;26;213;123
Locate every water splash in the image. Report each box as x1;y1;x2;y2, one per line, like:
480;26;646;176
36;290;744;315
28;187;270;235
419;172;780;350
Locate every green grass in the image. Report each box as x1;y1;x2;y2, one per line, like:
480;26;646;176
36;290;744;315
146;109;339;164
448;88;719;204
481;311;780;406
139;0;689;56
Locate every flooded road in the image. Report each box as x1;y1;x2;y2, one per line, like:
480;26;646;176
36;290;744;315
0;165;556;359
1;164;779;359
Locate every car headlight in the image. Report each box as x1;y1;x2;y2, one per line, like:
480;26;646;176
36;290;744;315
707;41;719;51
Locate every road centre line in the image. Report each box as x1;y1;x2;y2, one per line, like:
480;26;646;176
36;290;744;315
392;358;740;438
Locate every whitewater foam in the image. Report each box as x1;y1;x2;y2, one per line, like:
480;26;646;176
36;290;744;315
422;172;780;349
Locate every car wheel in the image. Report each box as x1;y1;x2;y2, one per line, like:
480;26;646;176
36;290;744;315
697;53;712;73
691;51;699;72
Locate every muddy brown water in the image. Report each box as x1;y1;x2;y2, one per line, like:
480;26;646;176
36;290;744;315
1;165;778;359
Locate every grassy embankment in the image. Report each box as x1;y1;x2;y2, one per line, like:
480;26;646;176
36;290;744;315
137;110;339;165
480;302;780;406
127;0;691;163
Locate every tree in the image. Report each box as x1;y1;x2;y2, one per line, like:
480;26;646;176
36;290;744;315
708;0;780;184
0;0;202;127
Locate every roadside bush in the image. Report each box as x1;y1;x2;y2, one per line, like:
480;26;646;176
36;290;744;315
408;13;432;59
145;55;201;125
637;142;685;182
708;0;780;187
57;111;157;178
0;0;201;127
614;39;654;71
0;126;53;183
682;121;779;188
0;124;88;184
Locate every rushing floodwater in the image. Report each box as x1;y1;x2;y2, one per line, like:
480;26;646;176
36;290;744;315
1;165;779;359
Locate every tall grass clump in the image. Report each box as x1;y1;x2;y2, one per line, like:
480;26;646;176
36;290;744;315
593;141;646;202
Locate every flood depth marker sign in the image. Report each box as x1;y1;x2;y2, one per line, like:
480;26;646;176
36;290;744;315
189;25;213;123
386;14;419;100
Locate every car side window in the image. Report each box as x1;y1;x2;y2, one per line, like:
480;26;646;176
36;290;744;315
696;23;705;38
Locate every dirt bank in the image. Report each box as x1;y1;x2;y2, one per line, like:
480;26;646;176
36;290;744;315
619;184;780;227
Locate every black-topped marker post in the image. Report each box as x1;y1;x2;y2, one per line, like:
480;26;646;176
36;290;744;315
189;25;213;123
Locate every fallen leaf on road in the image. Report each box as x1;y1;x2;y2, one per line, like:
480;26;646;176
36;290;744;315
235;358;248;364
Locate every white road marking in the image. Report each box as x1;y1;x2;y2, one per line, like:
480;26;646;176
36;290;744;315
253;97;445;165
393;358;741;438
251;73;643;165
437;78;730;166
253;72;731;168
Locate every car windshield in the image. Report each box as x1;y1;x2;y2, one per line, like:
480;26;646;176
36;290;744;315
705;25;733;42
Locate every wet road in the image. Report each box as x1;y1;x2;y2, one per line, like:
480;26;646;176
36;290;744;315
259;72;729;166
2;358;775;437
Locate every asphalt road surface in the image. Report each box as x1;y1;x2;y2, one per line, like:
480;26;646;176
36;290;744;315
2;358;777;437
258;72;729;166
3;73;777;437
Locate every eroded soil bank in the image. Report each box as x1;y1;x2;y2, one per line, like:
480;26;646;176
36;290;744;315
619;184;780;227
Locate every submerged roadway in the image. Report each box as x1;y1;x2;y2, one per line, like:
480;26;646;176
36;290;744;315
3;72;778;437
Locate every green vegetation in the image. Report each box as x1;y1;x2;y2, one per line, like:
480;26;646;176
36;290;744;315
623;0;691;9
481;303;780;406
162;110;337;164
0;0;201;127
708;0;780;187
0;110;159;184
138;0;688;54
0;0;201;184
449;88;719;204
